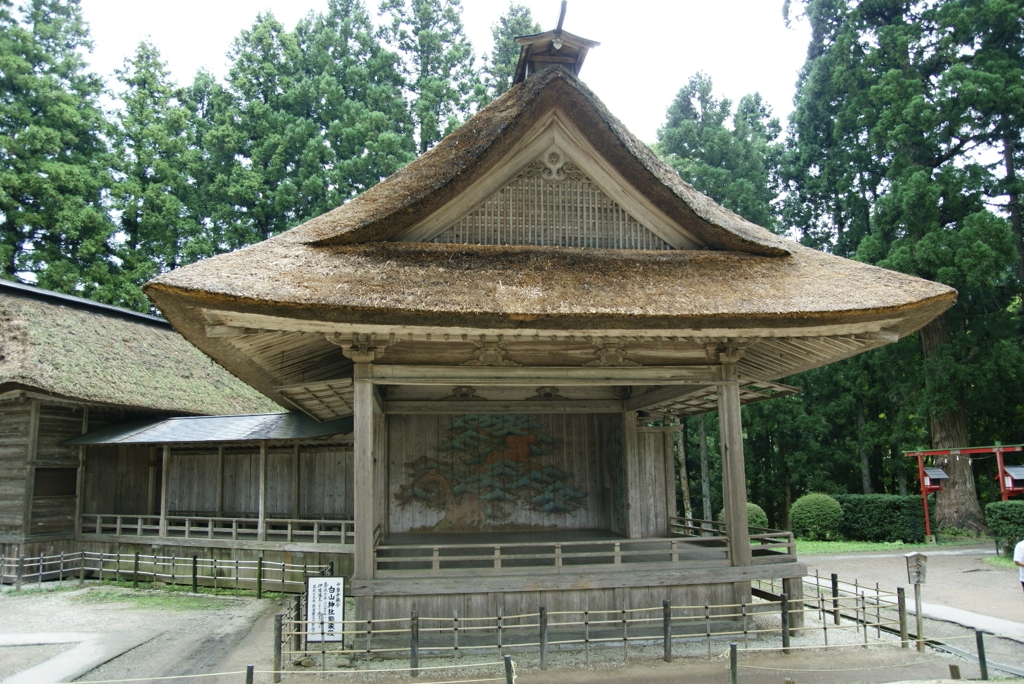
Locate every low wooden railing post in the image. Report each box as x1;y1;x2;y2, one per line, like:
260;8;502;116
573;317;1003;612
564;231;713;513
831;573;840;624
272;614;283;683
897;587;909;648
257;557;263;599
730;642;738;684
976;630;989;680
503;654;513;684
293;594;302;653
410;610;419;677
192;555;198;593
245;664;254;684
663;599;672;663
539;605;548;670
133;552;140;589
781;593;790;654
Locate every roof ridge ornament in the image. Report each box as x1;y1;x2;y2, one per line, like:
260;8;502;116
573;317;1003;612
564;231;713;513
512;2;599;84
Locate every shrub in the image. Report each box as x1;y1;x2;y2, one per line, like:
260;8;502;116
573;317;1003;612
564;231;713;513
790;493;843;540
832;494;926;543
985;501;1024;552
717;502;770;529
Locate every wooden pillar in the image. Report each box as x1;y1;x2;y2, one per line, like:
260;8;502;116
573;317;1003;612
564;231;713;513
291;444;300;519
718;362;751;566
258;441;267;541
20;399;40;540
353;363;378;579
159;444;170;537
622;410;642;539
215;446;224;516
147;447;157;515
663;420;677;534
74;407;89;537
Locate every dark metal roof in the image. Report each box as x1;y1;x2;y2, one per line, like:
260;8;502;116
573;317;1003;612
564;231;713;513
0;279;169;328
1004;466;1024;480
65;412;353;445
923;467;949;480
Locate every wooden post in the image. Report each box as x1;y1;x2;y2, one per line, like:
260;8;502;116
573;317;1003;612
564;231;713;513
730;643;738;684
353;363;376;580
291;444;300;519
662;599;672;663
831;573;840;624
215;446;224;517
410;610;419;677
273;614;283;683
783;577;804;630
976;630;988;680
663;420;677;534
21;400;40;540
74;407;88;537
147;448;157;516
133;552;139;589
504;654;513;684
717;361;751;565
192;555;198;593
257;557;263;599
245;664;254;684
539;605;548;670
914;583;924;652
780;593;790;654
159;445;170;537
622;410;642;538
258;441;267;541
15;556;23;591
898;587;909;648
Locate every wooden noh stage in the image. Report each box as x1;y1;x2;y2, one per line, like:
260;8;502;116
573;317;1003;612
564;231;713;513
142;25;955;619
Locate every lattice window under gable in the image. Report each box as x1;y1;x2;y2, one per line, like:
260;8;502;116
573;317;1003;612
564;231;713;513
429;156;674;250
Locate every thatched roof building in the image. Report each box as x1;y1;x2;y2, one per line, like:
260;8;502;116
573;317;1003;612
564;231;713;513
146;66;955;417
0;280;279;415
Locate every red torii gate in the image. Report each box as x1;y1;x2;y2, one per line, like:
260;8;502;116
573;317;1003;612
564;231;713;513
904;444;1024;537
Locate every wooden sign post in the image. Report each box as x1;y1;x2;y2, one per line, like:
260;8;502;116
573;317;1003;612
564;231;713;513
905;552;927;652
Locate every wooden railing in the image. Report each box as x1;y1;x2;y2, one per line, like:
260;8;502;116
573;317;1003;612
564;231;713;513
374;535;732;577
79;514;354;546
670;516;797;563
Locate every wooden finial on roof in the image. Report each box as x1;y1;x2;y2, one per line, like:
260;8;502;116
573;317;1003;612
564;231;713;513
512;2;599;84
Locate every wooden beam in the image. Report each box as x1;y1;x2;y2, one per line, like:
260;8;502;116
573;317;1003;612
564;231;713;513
369;365;722;386
624;385;707;412
385;399;623;414
718;363;751;566
258;441;267;541
215;446;224;517
622;410;642;539
74;406;88;537
159;445;170;537
21;399;40;540
353;363;376;580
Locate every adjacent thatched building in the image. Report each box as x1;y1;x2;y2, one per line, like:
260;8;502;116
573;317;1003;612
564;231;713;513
143;29;955;620
0;280;280;557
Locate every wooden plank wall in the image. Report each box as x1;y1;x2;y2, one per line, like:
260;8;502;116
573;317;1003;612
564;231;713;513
0;402;31;539
299;447;353;518
636;432;669;537
596;414;626;535
387;414;608;534
82;444;152;515
29;404;87;539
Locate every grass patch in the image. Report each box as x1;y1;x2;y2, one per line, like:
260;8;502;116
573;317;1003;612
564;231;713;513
91;578;288;600
983;555;1016;570
74;587;236;610
796;536;993;555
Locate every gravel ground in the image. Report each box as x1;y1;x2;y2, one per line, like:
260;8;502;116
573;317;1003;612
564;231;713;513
0;644;74;680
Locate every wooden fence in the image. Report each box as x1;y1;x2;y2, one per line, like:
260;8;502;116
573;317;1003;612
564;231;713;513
79;514;354;545
272;577;907;675
0;550;330;595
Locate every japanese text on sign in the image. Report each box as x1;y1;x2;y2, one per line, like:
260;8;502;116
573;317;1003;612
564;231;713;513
905;552;927;585
306;576;345;642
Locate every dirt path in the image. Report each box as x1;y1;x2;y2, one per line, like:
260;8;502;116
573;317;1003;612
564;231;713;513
803;546;1024;622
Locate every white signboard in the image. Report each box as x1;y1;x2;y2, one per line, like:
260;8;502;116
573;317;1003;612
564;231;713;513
905;552;927;585
306;576;345;642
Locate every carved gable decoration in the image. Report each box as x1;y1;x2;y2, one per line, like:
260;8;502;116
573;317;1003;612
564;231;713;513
429;147;673;250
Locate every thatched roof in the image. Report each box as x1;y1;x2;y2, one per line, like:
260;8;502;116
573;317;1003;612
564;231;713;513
0;281;281;415
144;65;955;407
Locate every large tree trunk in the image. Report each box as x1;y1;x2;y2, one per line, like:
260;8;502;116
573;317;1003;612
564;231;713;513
858;406;872;494
780;439;792;531
699;415;712;523
676;419;693;520
894;445;907;496
920;314;987;532
1004;134;1024;286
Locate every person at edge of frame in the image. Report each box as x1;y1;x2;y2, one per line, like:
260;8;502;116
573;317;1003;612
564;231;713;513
1013;537;1024;594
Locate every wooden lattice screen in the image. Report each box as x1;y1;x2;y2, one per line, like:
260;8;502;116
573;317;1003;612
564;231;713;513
430;159;673;250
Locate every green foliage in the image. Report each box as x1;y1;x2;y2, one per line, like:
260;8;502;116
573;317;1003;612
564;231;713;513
480;3;539;102
0;0;114;294
984;501;1024;550
717;502;769;529
790;493;843;540
379;0;479;153
832;494;925;543
656;72;783;231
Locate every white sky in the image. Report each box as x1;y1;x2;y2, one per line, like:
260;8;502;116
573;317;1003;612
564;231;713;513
78;0;810;144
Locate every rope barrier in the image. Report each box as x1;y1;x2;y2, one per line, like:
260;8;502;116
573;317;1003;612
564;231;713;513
736;660;937;673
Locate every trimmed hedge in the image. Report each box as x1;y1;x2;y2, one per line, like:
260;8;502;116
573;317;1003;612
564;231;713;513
832;494;926;543
985;501;1024;550
718;502;769;529
790;493;843;540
